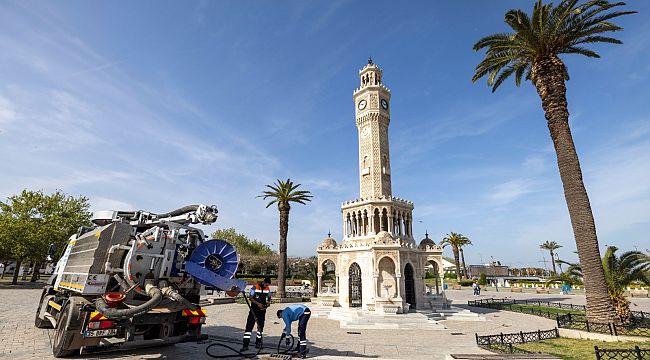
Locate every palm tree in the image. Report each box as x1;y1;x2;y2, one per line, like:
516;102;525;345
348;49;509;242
540;241;563;275
550;247;650;322
441;232;469;281
459;237;473;279
471;0;635;322
260;179;312;298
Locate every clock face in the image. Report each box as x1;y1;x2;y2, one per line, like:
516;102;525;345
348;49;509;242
358;99;367;110
381;98;389;110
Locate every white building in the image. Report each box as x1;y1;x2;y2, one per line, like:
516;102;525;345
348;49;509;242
316;59;444;314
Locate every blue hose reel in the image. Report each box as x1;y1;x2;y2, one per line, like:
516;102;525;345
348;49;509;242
185;239;247;292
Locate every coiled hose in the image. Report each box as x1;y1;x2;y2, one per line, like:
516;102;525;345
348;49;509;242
95;284;162;319
204;292;296;359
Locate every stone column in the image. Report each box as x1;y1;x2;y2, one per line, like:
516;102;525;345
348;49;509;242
335;275;340;294
397;215;404;237
317;275;322;294
395;275;402;297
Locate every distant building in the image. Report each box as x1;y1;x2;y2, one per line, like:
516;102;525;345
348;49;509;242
467;264;509;278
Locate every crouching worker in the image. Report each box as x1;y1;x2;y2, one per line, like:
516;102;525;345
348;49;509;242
278;304;311;358
241;277;272;352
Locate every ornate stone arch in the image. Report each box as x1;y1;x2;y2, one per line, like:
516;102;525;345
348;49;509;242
376;256;397;298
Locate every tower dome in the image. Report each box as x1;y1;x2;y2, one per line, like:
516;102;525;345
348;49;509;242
419;232;435;249
320;234;337;249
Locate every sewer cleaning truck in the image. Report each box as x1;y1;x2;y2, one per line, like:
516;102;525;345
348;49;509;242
34;204;247;357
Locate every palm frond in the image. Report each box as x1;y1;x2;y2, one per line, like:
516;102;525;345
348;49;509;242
472;0;634;90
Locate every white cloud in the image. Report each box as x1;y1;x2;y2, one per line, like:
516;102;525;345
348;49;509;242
0;95;15;127
90;196;135;212
486;178;539;204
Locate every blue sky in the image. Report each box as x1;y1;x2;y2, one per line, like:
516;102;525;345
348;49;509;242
1;1;648;269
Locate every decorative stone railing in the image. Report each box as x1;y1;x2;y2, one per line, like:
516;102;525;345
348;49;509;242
380;305;400;314
341;196;414;207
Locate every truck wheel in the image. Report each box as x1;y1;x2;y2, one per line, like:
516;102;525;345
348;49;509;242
52;303;76;358
35;289;53;329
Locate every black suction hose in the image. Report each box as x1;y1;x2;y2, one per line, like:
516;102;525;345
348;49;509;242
95;286;163;319
205;291;277;359
154;205;200;218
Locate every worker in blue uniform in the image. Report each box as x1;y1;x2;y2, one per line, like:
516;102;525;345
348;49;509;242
277;304;311;358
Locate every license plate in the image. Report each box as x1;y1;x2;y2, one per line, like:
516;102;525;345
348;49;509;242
84;328;117;338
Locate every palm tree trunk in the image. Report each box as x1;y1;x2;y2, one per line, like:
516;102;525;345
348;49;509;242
277;203;290;298
550;250;557;275
532;56;617;322
460;248;468;279
452;246;461;281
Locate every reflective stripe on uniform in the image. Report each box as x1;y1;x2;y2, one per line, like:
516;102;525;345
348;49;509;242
300;341;307;345
256;332;263;338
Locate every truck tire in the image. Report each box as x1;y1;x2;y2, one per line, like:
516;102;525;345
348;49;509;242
52;302;76;358
35;289;53;329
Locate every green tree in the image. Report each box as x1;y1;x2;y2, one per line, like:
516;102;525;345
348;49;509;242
441;232;469;281
260;179;312;298
211;228;275;256
0;190;91;284
479;273;487;286
550;247;649;322
471;0;635;322
540;241;563;275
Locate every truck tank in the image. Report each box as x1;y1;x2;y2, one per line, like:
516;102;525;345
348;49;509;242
35;204;247;357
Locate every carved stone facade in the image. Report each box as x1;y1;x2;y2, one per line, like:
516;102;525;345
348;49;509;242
316;60;444;313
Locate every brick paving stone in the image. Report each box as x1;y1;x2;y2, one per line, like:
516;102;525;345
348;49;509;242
4;285;644;359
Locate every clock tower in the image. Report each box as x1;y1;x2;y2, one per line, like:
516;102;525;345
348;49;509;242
316;59;444;316
353;57;392;199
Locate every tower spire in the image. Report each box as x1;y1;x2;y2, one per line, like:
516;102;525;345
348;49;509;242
368;56;373;65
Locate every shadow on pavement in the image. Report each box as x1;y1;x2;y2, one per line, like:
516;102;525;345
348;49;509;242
71;324;377;359
0;281;47;289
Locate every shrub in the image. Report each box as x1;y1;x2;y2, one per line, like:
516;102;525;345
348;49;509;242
478;273;487;286
458;279;474;286
444;272;457;279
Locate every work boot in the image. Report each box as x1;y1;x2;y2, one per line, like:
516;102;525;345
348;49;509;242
239;345;249;353
255;339;262;349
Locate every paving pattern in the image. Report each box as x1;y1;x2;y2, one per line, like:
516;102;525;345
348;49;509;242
1;284;648;360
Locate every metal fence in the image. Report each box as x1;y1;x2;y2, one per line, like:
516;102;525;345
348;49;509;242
557;313;650;337
594;346;650;360
475;328;559;354
468;298;649;320
469;298;650;337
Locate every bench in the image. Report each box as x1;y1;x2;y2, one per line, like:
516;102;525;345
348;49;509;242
630;289;649;297
510;287;523;293
536;288;550;294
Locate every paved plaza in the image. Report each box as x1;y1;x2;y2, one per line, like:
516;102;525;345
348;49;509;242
1;284;649;360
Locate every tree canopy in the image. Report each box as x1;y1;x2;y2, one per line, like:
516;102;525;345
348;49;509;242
0;190;91;264
472;0;636;92
210;227;275;256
